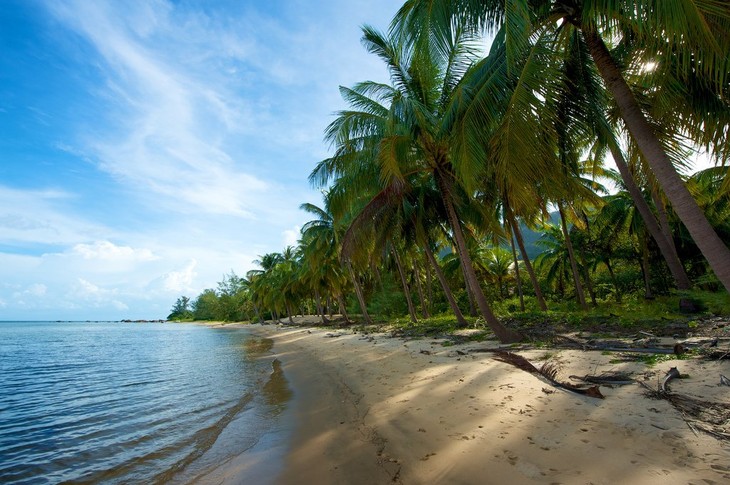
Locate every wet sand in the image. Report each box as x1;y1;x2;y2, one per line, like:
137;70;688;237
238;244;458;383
205;319;730;484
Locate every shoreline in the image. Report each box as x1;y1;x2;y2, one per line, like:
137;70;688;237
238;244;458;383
198;319;730;484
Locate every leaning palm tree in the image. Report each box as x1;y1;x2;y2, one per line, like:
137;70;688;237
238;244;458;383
393;0;730;292
315;25;521;342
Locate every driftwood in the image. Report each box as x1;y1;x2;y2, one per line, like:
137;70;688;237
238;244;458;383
720;375;730;387
492;351;604;399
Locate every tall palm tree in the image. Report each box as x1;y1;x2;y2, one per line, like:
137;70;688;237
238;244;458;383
393;0;730;292
319;25;521;342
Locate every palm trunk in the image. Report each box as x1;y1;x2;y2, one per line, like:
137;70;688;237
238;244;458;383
425;254;433;311
286;303;294;324
509;232;525;311
505;200;547;310
640;233;654;300
651;185;690;287
460;261;478;317
558;202;588;310
584;30;730;292
347;261;372;325
605;260;622;303
579;253;597;306
392;244;418;323
436;171;521;343
607;138;692;290
338;294;350;323
424;241;468;327
253;303;263;323
413;260;431;318
313;287;329;325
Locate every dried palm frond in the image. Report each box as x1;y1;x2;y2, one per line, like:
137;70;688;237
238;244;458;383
640;374;730;441
493;351;604;399
569;371;635;386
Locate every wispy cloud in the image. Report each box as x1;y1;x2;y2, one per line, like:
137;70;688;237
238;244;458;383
0;0;400;319
46;0;270;217
0;185;110;246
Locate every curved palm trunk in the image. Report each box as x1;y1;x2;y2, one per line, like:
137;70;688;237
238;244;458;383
558;202;588;310
584;30;730;292
607;139;692;290
423;242;468;327
436;171;522;343
392;245;418;324
505;200;547;310
346;261;372;325
509;232;525;311
412;260;431;318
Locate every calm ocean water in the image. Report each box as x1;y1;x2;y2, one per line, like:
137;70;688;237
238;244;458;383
0;321;292;484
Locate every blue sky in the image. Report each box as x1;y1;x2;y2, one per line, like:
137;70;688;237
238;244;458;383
0;0;399;320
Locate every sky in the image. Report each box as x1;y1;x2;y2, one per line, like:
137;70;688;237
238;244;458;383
0;0;401;320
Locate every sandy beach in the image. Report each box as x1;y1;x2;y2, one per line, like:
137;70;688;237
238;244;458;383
209;319;730;484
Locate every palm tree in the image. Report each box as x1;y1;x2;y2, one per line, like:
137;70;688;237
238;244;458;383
393;0;730;292
535;224;573;299
316;25;522;341
300;199;369;324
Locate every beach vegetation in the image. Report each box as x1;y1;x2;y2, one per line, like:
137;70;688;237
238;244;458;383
167;296;193;321
170;1;729;340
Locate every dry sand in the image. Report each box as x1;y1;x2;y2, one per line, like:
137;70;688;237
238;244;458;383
218;319;730;484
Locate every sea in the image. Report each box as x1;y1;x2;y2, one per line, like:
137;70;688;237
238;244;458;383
0;321;293;484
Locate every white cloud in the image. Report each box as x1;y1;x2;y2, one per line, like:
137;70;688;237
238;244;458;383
67;278;128;311
282;226;301;248
71;241;157;262
21;284;47;297
162;259;198;293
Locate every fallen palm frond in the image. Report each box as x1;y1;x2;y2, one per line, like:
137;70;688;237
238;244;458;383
493;351;604;399
639;368;730;441
569;371;635;386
